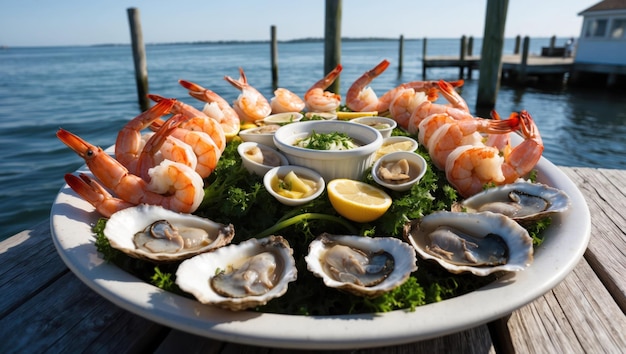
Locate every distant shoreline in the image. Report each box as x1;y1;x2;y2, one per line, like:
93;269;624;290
4;36;567;49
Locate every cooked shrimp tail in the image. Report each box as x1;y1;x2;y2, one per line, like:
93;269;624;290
115;98;176;173
502;110;544;182
179;79;241;139
437;79;469;112
137;113;189;181
224;67;272;123
304;64;343;113
64;173;135;217
149;93;226;152
345;60;389;112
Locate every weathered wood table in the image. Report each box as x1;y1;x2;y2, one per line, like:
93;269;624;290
1;167;625;353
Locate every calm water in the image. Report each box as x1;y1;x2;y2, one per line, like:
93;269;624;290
1;38;625;240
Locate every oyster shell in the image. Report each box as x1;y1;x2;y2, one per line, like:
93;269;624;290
175;235;297;311
404;211;533;276
305;233;417;298
452;180;570;223
104;204;234;262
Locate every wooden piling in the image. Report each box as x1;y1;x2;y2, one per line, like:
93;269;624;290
549;35;556;56
324;0;342;94
422;37;428;79
270;25;278;90
459;35;467;79
467;36;474;79
398;35;404;76
127;8;149;111
518;36;530;84
514;35;521;54
476;0;509;109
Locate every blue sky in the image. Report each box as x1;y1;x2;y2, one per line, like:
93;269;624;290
1;0;596;47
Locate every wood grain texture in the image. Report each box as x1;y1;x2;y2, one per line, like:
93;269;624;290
561;167;626;312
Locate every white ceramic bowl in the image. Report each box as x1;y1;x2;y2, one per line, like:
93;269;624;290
263;112;304;125
374;136;419;160
273;120;383;181
371;151;427;192
237;142;289;177
239;125;281;148
350;116;397;139
264;165;325;206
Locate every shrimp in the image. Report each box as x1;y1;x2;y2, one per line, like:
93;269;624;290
114;98;176;174
151;119;221;179
345;60;390;112
426;116;521;171
407;80;473;128
270;88;305;113
485;110;512;153
304;64;343;113
445;111;544;197
64;173;135;218
57;129;204;214
436;79;469;112
136;113;197;181
224;67;272;123
380;79;462;118
148;94;226;153
388;88;430;129
416;113;456;147
140;132;197;175
178;79;241;138
346;59;461;114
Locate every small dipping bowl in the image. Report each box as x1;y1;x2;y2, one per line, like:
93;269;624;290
262;112;304;125
304;112;337;120
264;165;325;206
237;142;289;177
374;136;419;160
371;151;427;192
239;124;281;148
350;116;397;139
273;120;383;181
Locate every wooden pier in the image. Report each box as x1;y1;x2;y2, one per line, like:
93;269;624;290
423;53;574;84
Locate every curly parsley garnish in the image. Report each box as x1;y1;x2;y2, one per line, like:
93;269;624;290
296;131;357;150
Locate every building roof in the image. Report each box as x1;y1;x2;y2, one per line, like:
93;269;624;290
579;0;626;15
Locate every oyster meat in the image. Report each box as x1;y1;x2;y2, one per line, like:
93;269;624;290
104;204;234;262
305;233;417;298
175;235;297;311
377;158;411;182
452;180;570;223
244;145;282;167
404;211;533;276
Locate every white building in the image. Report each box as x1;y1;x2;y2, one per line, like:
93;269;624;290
573;0;626;85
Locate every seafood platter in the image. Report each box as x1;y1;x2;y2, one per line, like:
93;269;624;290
50;60;590;349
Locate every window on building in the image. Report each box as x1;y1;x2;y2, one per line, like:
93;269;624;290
585;18;608;37
610;18;626;39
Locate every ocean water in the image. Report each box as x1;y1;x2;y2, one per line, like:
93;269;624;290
1;38;625;240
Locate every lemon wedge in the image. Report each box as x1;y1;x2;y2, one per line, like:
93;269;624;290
220;120;241;142
335;111;378;120
327;179;392;223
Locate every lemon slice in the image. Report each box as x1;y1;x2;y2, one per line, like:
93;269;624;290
336;111;378;120
327;179;392;223
220;120;241;142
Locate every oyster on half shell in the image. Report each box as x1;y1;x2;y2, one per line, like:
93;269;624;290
404;211;533;276
175;235;297;311
305;233;417;298
452;180;570;223
104;204;234;262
